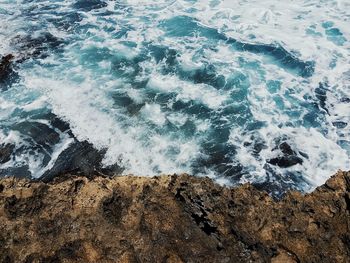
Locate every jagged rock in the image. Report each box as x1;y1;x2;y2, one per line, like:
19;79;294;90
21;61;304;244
0;54;16;88
41;141;123;182
41;141;104;181
268;142;304;168
11;33;63;60
0;144;15;164
268;155;303;168
13;122;61;152
0;54;13;77
0;171;350;262
0;165;32;179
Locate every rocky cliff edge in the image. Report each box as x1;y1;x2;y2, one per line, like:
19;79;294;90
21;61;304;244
1;171;350;263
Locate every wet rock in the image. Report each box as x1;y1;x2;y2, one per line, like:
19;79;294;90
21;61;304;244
13;122;60;150
0;144;15;164
268;155;303;168
47;114;71;133
278;142;294;155
0;54;18;89
253;170;309;199
0;171;349;262
0;165;32;179
332;121;348;129
268;142;304;168
8;122;60;170
243;137;268;157
41;141;103;181
11;33;63;60
0;55;14;79
41;140;122;182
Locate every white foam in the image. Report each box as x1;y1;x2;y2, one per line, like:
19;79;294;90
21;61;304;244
230;125;350;188
20;66;203;176
147;74;227;109
141;103;167;126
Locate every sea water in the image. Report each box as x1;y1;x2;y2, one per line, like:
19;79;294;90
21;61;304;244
0;0;349;195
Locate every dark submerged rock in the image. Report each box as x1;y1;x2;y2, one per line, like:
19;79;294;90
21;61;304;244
0;166;32;179
13;122;61;149
340;97;350;103
253;169;310;199
268;142;304;168
11;33;64;60
0;144;15;164
41;141;104;181
11;121;61;167
47;114;71;133
315;82;329;114
41;141;122;182
0;55;14;81
0;54;18;89
332;121;348;129
73;0;107;11
268;155;303;168
0;111;119;180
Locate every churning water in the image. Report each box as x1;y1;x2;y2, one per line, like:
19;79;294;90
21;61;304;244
0;0;349;194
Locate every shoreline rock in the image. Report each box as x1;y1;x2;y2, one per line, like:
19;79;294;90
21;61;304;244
0;171;350;262
0;54;16;89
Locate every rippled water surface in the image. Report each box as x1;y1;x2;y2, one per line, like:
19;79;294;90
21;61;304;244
0;0;349;194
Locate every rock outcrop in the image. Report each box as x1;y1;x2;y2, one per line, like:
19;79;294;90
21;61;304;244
0;54;16;88
0;171;350;263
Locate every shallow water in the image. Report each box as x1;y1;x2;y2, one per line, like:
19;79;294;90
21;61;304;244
0;0;349;195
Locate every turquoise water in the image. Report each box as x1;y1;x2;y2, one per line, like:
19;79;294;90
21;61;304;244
0;0;349;195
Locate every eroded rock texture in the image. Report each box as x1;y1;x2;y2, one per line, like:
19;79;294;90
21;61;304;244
0;171;350;262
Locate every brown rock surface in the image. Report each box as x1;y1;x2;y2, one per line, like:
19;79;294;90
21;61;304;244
0;171;350;262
